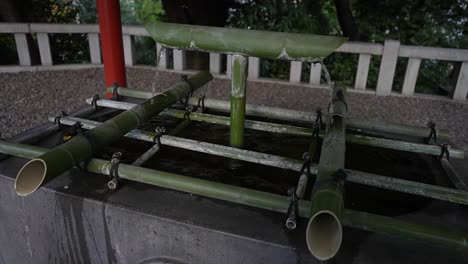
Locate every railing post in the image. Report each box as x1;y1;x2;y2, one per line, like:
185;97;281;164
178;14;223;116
376;40;400;96
354;54;371;90
88;33;101;64
226;55;232;78
289;61;302;83
14;33;32;66
156;43;167;69
209;53;221;74
37;33;52;65
123;34;136;66
453;61;468;100
401;58;421;95
97;0;127;98
173;49;186;70
247;57;259;81
309;62;322;85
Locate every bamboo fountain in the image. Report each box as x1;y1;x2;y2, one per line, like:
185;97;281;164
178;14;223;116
0;22;467;261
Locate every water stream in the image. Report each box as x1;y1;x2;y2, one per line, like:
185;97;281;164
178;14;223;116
150;46;167;103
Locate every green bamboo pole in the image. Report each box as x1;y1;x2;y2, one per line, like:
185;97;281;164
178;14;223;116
440;158;468;191
105;87;450;141
306;86;347;260
145;22;347;61
50;116;468;206
14;71;212;196
88;99;464;159
228;55;248;170
230;55;248;149
343;210;468;250
1;141;467;252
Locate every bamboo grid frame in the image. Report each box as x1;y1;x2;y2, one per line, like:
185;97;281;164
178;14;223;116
0;22;467;260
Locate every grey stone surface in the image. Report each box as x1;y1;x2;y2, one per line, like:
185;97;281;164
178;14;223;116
1;67;467;149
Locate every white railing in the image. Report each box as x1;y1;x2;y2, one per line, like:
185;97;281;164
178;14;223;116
1;23;467;100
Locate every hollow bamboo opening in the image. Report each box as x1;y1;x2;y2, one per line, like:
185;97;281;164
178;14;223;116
306;210;343;261
15;159;47;196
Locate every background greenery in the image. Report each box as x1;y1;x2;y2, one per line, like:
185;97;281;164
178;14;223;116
0;0;466;96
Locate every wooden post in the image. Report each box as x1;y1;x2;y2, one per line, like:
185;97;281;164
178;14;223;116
88;33;101;64
376;40;400;96
37;33;52;65
401;58;421;95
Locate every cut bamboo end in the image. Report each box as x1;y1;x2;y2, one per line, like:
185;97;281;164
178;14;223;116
15;159;47;196
306;210;343;261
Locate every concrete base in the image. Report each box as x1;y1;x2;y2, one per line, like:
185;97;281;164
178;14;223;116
1;124;468;264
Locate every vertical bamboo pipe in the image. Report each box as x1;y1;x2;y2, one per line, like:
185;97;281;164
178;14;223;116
229;55;248;170
14;72;212;196
306;86;347;261
230;55;248;148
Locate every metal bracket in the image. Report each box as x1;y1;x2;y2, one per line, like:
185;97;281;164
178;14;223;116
112;82;121;101
153;126;166;148
53;111;68;129
108;152;122;190
91;94;100;111
424;121;437;144
439;144;450;160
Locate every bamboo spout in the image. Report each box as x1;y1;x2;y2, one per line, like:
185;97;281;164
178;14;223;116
15;71;212;196
306;86;347;260
306;210;343;260
15;159;47;195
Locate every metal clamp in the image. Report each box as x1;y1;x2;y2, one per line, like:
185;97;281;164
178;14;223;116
153;126;166;148
300;152;311;176
53;111;68;129
184;105;194;121
424;121;437;144
197;95;206;113
285;187;298;230
108;152;122;190
112;82;120;101
91;94;100;111
439;144;450;160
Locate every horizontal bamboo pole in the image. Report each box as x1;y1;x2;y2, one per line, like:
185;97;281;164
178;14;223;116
49;116;468;206
343;210;468;250
145;22;347;61
14;72;212;196
440;158;468;191
88;98;464;159
1;141;467;251
106;87;451;142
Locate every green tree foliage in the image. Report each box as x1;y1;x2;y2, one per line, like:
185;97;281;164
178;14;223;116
31;0;90;64
2;0;466;95
228;0;329;80
229;0;468;94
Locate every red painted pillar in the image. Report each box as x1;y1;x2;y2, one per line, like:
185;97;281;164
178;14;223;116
97;0;127;98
